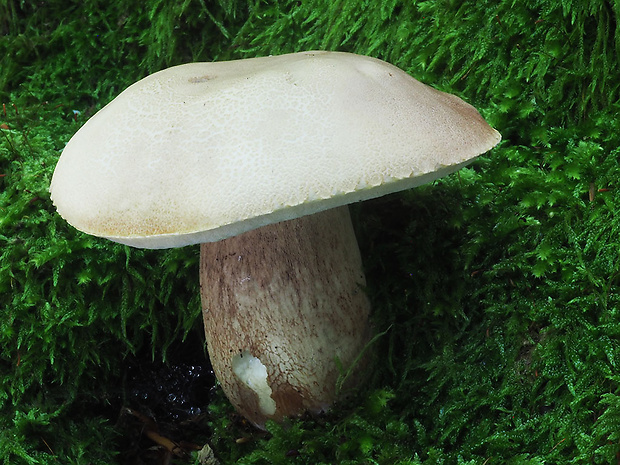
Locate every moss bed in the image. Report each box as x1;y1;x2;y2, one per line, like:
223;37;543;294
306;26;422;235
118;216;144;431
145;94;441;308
1;1;620;463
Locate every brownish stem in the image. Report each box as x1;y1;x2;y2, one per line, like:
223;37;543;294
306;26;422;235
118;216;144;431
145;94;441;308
200;206;371;427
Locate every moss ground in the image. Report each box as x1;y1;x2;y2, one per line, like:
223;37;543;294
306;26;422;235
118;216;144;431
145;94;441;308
1;1;620;463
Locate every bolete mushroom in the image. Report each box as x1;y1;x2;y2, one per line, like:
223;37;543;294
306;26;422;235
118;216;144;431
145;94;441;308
50;51;500;428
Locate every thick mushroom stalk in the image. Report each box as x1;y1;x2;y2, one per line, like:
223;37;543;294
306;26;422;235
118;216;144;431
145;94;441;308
200;206;370;427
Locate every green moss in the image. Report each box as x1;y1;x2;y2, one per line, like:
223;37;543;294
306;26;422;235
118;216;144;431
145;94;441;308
2;0;620;463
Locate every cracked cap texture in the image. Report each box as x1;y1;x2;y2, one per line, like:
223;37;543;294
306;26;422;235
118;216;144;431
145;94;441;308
50;51;501;248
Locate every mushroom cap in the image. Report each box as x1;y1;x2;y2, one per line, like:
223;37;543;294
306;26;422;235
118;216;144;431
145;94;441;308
50;51;500;249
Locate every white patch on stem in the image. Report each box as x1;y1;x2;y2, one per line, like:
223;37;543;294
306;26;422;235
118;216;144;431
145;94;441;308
231;351;277;415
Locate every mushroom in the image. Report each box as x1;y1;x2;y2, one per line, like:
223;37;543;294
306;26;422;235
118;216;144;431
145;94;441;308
50;51;501;428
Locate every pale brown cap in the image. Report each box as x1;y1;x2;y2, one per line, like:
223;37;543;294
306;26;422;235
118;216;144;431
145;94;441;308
50;51;501;248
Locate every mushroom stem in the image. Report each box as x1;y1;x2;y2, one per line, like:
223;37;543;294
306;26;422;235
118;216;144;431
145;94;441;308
200;206;371;427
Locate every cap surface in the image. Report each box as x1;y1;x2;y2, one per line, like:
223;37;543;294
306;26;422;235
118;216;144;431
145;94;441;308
50;51;501;248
